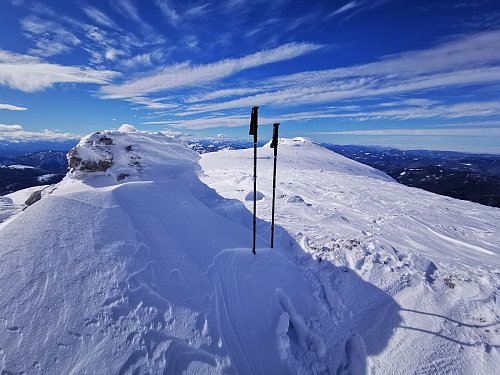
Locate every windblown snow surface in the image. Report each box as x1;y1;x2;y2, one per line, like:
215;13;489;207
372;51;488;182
0;131;498;374
201;137;500;374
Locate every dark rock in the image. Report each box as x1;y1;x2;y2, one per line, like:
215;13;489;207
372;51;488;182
99;137;113;145
80;160;113;172
67;149;82;169
25;189;43;206
117;173;129;181
125;145;133;152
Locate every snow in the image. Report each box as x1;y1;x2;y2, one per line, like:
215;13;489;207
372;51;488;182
0;185;50;229
0;131;335;374
1;132;498;374
200;137;500;374
6;164;36;169
37;173;58;182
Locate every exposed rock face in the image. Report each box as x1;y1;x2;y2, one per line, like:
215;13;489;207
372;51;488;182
67;149;82;169
99;136;113;145
80;160;113;172
25;189;43;206
67;135;114;175
117;173;129;181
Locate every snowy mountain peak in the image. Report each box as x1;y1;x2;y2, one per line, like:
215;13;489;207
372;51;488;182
66;130;199;184
1;131;499;374
260;135;393;182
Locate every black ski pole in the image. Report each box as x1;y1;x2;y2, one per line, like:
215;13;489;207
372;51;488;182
249;106;259;255
270;123;280;248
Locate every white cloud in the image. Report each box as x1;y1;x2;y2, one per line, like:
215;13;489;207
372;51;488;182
101;42;323;98
0;124;80;140
127;96;178;110
0;103;27;111
185;3;210;17
141;98;500;130
311;128;500;137
155;0;180;25
82;5;120;29
0;124;23;131
0;49;119;92
21;15;81;57
330;1;361;16
180;29;500;115
105;48;125;61
379;98;440;107
185;87;262;103
111;0;161;38
120;50;163;69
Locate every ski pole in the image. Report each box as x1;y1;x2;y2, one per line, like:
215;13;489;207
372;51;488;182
270;123;280;248
249;106;259;255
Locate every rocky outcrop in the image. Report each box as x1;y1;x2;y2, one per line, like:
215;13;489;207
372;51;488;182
67;134;114;175
24;189;43;206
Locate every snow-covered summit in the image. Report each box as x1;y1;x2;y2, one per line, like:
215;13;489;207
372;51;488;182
1;130;498;374
66;129;199;184
201;136;500;374
0;130;342;374
263;136;393;182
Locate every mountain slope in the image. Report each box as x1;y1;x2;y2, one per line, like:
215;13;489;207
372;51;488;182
0;130;352;374
200;137;500;374
1;132;498;374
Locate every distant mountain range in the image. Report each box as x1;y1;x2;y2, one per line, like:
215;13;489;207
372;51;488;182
324;144;500;208
1;138;499;208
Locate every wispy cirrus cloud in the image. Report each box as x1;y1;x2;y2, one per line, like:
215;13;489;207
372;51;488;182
120;50;163;69
21;15;81;57
328;0;392;19
0;49;119;92
111;0;162;39
143;99;500;130
82;5;121;30
330;1;362;17
155;0;180;25
0;124;80;140
0;103;27;111
311;127;500;137
100;42;323;99
177;29;500;116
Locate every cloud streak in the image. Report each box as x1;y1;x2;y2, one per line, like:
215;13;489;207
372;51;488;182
0;103;27;111
177;29;500;116
155;0;180;25
100;42;323;99
82;5;120;29
21;15;81;57
0;49;119;92
0;124;80;140
311;128;500;137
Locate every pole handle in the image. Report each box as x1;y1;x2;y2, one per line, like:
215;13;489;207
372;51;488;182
249;106;259;144
270;123;280;156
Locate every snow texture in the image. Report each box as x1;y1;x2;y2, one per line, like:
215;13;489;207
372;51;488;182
0;132;498;374
201;137;500;374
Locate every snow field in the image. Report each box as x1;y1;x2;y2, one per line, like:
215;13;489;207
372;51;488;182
0;131;368;374
200;137;500;374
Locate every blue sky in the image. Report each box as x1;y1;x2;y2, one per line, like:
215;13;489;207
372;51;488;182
1;0;500;153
